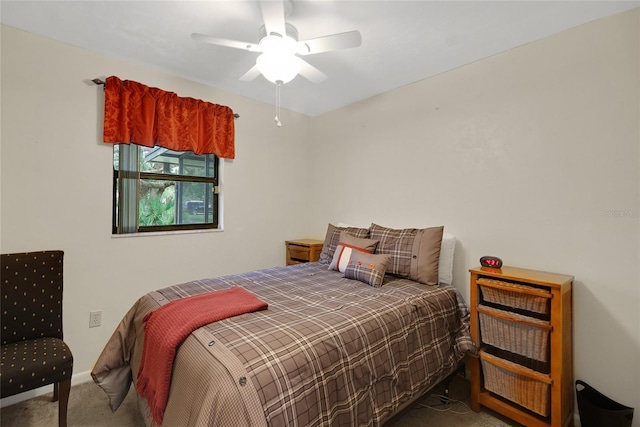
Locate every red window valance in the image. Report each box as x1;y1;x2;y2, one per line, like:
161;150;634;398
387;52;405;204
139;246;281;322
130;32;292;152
102;76;235;158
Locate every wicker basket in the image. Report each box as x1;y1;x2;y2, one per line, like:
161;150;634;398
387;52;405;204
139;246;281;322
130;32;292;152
480;350;552;417
477;277;551;315
478;305;551;362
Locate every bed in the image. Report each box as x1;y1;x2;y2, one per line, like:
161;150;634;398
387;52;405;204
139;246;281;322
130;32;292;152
91;224;474;426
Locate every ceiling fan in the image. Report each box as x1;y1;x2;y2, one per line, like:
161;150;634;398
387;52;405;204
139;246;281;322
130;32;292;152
191;0;362;85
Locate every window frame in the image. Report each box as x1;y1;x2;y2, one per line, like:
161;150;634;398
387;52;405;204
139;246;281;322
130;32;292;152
112;144;220;234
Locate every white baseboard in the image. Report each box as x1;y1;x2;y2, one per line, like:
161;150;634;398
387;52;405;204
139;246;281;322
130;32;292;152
0;370;92;408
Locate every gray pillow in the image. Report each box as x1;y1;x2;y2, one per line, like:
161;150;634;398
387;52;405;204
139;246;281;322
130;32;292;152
344;251;392;288
318;223;370;264
328;232;379;272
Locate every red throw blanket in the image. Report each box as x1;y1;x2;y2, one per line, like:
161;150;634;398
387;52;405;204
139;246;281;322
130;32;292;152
136;286;268;425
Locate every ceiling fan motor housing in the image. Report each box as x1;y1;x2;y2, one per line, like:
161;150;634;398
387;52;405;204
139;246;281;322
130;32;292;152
258;23;299;41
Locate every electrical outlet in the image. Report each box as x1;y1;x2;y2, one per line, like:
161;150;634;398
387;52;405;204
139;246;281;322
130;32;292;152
89;310;102;328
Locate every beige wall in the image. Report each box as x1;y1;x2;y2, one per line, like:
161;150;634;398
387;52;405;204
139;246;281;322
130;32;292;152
1;7;639;425
310;8;639;423
0;24;314;400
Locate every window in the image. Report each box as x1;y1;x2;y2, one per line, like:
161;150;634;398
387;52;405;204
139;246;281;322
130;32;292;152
113;144;219;234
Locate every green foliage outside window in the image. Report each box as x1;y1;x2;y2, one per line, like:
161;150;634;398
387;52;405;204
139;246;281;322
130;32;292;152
113;145;218;233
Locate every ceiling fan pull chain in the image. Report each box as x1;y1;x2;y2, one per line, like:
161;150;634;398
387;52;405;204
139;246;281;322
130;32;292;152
275;80;283;127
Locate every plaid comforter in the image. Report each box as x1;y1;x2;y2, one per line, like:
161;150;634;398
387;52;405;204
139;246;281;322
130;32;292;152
92;262;474;426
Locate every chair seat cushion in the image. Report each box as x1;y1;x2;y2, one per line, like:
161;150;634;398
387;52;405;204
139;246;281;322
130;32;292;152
1;337;73;398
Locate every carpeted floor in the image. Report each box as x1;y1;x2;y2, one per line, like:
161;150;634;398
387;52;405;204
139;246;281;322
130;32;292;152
1;375;520;426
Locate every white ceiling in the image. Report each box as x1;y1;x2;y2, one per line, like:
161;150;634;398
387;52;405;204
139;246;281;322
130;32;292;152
1;1;638;117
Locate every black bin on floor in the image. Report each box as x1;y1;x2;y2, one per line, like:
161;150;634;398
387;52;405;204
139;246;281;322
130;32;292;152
576;380;634;427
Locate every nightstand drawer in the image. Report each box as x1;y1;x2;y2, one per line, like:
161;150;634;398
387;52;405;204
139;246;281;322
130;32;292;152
288;245;310;262
285;239;323;265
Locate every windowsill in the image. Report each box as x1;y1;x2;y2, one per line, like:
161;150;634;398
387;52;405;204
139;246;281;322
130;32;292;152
111;227;224;238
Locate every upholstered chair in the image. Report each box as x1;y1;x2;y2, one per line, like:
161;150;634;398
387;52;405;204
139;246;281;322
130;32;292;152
1;250;73;427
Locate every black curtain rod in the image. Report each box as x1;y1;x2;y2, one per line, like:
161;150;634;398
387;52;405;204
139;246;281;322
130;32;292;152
92;78;240;119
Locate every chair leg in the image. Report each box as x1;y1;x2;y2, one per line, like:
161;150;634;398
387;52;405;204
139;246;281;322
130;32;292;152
57;379;71;427
53;382;59;402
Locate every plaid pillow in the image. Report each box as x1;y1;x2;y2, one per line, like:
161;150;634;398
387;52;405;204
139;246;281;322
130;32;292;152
318;224;370;264
369;223;444;285
344;251;392;288
328;232;379;273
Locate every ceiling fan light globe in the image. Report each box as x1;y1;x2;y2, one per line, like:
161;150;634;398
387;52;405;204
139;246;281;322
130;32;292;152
259;35;298;56
256;53;301;84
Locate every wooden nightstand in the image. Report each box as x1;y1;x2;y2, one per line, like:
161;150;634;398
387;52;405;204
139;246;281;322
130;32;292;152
285;239;323;265
469;265;573;427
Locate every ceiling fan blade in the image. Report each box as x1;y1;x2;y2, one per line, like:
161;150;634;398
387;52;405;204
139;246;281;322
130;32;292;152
239;64;262;81
191;33;261;52
260;0;286;37
298;59;328;84
298;30;362;55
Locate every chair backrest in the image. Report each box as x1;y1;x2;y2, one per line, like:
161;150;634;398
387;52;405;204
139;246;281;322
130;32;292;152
1;250;64;346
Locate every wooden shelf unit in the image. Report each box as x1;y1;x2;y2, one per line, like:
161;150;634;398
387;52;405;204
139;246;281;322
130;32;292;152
469;266;574;427
285;239;323;265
